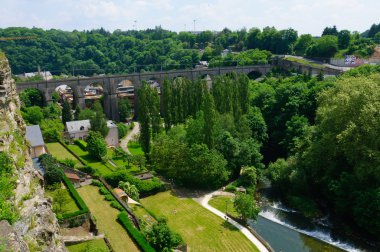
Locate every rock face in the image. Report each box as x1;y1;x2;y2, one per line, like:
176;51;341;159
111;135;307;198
0;53;65;251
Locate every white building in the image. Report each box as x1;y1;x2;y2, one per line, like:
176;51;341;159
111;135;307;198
65;119;119;147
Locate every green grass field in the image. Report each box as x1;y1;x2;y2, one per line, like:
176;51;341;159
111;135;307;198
131;205;157;230
66;239;109;252
284;57;326;69
67;145;115;176
77;185;139;252
45;188;80;215
128;142;144;156
46;142;80;164
140;191;259;252
208;195;239;218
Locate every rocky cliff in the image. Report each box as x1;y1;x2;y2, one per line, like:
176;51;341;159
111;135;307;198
0;52;65;252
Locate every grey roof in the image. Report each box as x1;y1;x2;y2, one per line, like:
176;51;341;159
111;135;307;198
66;120;91;134
26;125;44;147
107;120;117;129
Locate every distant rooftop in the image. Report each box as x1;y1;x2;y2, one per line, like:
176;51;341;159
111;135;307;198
26;125;44;147
107;120;117;129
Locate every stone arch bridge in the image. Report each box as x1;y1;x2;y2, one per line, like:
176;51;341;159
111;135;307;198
16;65;272;121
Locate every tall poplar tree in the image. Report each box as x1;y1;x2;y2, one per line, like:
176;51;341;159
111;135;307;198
62;100;72;125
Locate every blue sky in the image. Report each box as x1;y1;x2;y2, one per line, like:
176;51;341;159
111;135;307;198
1;0;379;35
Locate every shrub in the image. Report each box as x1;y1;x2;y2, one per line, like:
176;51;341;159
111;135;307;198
104;194;114;201
59;158;76;168
74;139;88;150
39;154;64;185
99;186;110;195
91;179;103;187
117;211;156;252
104;171;165;196
145;219;183;251
110;200;124;211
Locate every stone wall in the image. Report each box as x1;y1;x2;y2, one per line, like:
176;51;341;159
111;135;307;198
0;53;65;251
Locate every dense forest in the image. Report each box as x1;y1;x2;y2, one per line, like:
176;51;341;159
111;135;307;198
134;64;380;244
0;23;378;76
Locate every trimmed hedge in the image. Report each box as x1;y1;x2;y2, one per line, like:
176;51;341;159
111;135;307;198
61;176;89;220
117;211;156;252
74;139;88;151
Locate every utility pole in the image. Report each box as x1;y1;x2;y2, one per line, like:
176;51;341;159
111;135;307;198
193;19;196;32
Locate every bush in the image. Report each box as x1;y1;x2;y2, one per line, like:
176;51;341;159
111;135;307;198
117;123;128;139
104;194;114;201
110;200;124;211
145;219;183;251
39;154;64;185
225;185;237;192
59;158;76;168
99;186;110;195
74;139;88;150
104;171;165;196
80;166;96;175
117;211;156;252
91;179;103;187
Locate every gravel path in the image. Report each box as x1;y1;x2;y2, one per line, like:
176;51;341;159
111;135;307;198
197;191;269;252
120;122;140;154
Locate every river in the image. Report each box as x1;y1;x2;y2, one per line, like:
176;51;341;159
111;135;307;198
249;182;376;252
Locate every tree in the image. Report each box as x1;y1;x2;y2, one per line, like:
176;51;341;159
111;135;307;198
306;35;338;58
23;106;43;124
203;92;216;149
40;119;64;142
74;105;81;120
19;88;44;108
322;25;338;36
51;91;60;103
233;193;260;223
118;181;139;201
117;123;128;139
90;102;109;137
294;34;314;55
52;189;70;215
145;219;183;251
338;30;351;49
118;99;131;122
87;131;107;160
137;84;151;154
61;100;72;125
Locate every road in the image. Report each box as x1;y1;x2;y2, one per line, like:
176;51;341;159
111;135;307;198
120;122;140;154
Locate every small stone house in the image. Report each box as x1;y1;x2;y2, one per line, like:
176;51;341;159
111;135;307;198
65;119;119;147
65;172;81;188
26;125;46;158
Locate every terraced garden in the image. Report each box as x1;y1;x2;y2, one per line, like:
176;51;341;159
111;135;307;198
77;185;140;252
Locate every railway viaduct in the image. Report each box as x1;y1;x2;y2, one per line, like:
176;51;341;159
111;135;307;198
16;59;343;121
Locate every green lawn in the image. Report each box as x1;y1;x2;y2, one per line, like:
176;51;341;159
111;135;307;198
140;191;259;252
108;148;140;174
209;195;238;218
67;145;115;176
46;142;80;165
131;205;157;230
66;239;109;252
128;142;144;156
284;56;326;69
77;185;139;252
45;187;80;215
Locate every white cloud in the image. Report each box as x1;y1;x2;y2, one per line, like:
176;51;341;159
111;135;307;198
0;0;379;35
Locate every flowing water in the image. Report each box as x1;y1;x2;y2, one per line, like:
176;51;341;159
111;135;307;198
248;182;376;252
